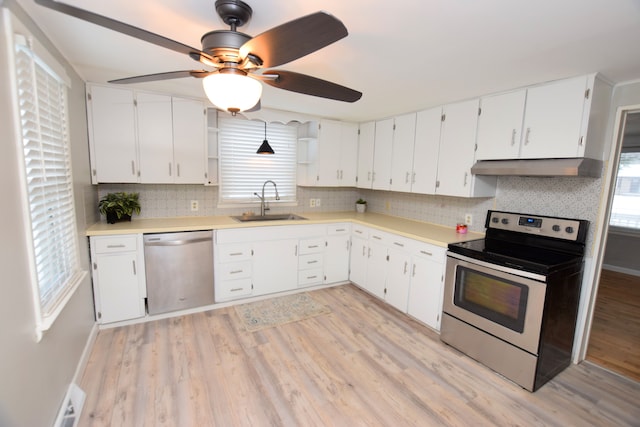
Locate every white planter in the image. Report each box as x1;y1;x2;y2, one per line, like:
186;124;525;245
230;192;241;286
356;203;366;213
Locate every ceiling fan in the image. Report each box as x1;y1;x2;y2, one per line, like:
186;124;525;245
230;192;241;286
34;0;363;114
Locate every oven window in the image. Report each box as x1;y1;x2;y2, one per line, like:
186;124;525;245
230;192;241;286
454;266;529;333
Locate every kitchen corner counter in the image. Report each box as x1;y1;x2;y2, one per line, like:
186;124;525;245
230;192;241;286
86;211;483;247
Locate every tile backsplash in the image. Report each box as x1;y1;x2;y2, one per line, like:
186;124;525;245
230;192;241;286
96;174;603;238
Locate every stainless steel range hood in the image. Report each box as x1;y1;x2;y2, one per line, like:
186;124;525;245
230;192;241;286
470;158;603;178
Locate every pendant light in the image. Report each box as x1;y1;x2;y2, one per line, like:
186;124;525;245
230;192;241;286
257;121;275;155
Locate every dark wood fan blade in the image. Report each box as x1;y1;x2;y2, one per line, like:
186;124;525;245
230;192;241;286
34;0;214;64
262;70;362;102
240;12;348;68
109;70;212;84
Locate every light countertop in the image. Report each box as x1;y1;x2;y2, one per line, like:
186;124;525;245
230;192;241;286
86;211;483;247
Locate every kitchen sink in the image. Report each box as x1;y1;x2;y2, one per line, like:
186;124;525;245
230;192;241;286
231;213;307;222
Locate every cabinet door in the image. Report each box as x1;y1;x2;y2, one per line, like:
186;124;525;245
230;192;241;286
252;239;298;296
87;85;138;183
386;244;412;312
349;234;368;286
94;252;145;324
365;236;388;299
436;99;480;198
372;118;394;190
137;92;174;183
173;97;206;184
476;89;526;160
390;113;417;192
520;75;588;159
316;119;342;186
408;251;445;330
411;107;441;194
357;121;376;189
325;235;350;284
339;122;359;186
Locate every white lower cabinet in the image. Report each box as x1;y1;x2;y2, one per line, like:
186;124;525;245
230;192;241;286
90;235;146;324
215;242;253;301
252;239;298;296
324;223;351;284
348;225;447;331
407;244;447;330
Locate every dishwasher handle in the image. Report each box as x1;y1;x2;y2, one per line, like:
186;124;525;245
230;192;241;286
144;236;211;246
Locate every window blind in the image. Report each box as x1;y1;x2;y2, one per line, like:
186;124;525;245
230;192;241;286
14;41;82;333
218;116;297;205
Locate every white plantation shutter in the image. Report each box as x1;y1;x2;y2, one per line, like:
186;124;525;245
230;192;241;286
14;39;83;336
218;116;297;204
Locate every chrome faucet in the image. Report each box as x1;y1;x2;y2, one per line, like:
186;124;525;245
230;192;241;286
254;180;280;216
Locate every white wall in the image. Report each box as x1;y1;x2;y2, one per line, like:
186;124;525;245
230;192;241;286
0;2;96;426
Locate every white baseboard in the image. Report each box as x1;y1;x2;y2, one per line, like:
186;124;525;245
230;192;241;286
601;264;640;277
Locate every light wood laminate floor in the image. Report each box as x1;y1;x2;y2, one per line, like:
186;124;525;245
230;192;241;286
79;285;640;426
587;269;640;381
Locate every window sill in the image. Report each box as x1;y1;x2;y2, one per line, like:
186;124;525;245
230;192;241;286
36;270;88;342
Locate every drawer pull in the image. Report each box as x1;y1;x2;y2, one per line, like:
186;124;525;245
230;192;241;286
372;235;382;240
335;228;346;232
308;245;319;249
229;252;244;256
230;269;244;274
354;230;363;234
307;275;318;279
420;250;433;256
393;242;404;247
307;260;318;264
106;244;126;248
230;287;244;292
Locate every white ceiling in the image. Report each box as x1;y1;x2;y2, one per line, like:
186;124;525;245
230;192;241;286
16;0;640;122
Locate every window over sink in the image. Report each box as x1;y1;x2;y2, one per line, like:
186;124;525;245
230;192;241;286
218;116;297;206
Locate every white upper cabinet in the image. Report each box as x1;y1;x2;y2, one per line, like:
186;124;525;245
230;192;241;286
87;84;206;184
520;75;590;159
87;85;138;184
411;107;442;195
476;74;612;161
137;93;174;183
372;118;394;190
436;99;495;198
389;113;417;193
316;120;359;187
299;120;359;187
476;89;526;160
172;97;206;183
357;121;376;189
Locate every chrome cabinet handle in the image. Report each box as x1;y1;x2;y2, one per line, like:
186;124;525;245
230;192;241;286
132;260;136;275
403;261;408;274
511;129;517;146
177;163;180;177
131;160;135;175
525;127;531;145
405;172;410;183
169;163;172;176
412;264;416;277
464;172;468;186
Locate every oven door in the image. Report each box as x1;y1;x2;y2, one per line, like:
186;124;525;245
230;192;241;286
443;252;547;355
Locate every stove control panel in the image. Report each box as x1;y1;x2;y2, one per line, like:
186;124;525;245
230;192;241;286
486;210;586;242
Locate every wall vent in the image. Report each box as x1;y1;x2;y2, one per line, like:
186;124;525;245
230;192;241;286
53;383;86;427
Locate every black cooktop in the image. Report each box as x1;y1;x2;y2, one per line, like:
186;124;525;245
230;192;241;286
447;238;584;275
448;210;588;275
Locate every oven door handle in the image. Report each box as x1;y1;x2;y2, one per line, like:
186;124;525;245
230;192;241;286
446;251;546;282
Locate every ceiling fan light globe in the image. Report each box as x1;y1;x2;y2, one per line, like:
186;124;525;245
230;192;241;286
202;73;262;113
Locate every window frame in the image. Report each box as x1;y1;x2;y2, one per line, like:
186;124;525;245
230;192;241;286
7;11;85;341
217;114;298;208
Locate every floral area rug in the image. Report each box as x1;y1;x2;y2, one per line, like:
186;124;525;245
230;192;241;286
234;292;331;332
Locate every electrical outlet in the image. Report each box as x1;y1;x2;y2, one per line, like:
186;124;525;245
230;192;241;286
310;199;316;208
190;200;199;212
464;213;473;226
315;198;321;207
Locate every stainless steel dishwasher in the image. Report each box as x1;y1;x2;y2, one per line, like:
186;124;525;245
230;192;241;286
143;230;214;315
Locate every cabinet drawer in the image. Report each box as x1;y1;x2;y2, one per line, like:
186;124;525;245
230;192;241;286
327;223;350;235
298;268;324;287
217;261;252;280
93;235;137;253
351;225;369;239
299;253;323;270
299;238;324;254
413;244;446;263
216;278;253;301
217;243;252;262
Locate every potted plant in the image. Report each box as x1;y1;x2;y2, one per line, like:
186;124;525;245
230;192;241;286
98;192;141;224
356;198;367;213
